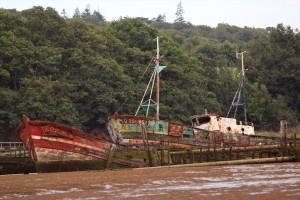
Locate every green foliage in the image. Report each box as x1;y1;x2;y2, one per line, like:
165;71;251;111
248;24;300;123
108;18;158;51
17;77;81;128
247;83;297;130
70;6;106;26
0;88;19;128
267;95;297;129
152;14;166;23
21;6;66;45
0;7;299;141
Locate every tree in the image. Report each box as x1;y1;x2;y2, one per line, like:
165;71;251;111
108;18;158;51
248;24;300;122
17;77;81;129
246;82;297;130
93;9;105;22
153;14;166;22
0;88;19;140
61;9;68;19
81;5;91;17
73;7;81;18
266;95;297;130
247;83;272;129
175;0;185;22
80;9;106;26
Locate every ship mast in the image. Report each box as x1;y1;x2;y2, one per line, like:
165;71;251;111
155;36;160;120
135;37;166;120
227;50;247;123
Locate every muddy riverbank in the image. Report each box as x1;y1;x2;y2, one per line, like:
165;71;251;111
0;162;299;199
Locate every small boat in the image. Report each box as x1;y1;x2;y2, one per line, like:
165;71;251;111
16;116;156;173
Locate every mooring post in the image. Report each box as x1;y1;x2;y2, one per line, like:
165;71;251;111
229;146;232;160
280;120;288;156
200;147;203;163
207;145;210;162
213;145;217;161
280;120;287;144
167;142;170;165
160;141;165;165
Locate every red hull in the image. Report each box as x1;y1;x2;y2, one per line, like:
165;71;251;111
16;116;153;173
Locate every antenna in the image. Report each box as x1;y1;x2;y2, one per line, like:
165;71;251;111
227;50;248;123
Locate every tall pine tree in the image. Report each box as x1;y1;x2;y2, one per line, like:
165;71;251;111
175;0;185;22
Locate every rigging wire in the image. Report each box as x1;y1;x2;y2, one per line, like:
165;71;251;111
115;56;156;113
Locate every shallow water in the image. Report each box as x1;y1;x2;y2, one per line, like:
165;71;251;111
0;162;299;199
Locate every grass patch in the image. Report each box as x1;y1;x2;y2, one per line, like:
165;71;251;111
255;124;300;138
255;131;279;137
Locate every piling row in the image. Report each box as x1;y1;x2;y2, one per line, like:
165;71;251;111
156;130;300;166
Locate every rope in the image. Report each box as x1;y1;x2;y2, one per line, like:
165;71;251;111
116;56;155;113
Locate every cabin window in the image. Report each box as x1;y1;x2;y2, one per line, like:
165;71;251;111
226;127;232;133
183;134;191;138
159;124;163;131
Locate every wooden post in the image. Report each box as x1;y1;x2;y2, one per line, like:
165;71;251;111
222;147;225;160
248;135;250;146
280;120;288;156
236;149;240;160
259;146;263;158
252;149;256;159
280;120;287;146
207;146;210;162
213;145;217;161
160;141;164;165
229;146;232;160
188;149;194;163
200;147;203;163
167;142;170;165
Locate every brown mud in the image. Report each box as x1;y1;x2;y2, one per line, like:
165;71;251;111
0;162;299;200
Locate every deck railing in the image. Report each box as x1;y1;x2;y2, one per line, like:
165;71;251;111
0;142;24;150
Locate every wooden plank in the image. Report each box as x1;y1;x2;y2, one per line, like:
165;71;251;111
134;156;296;170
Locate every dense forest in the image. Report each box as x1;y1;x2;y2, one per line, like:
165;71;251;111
0;6;299;140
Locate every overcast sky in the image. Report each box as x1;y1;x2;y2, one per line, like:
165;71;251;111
1;0;300;29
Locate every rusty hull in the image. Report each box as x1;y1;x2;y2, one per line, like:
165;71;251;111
16;116;155;173
107;114;278;149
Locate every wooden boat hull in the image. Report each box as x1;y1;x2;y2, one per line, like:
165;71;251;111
16;116;155;173
34;147;108;172
107;114;280;148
